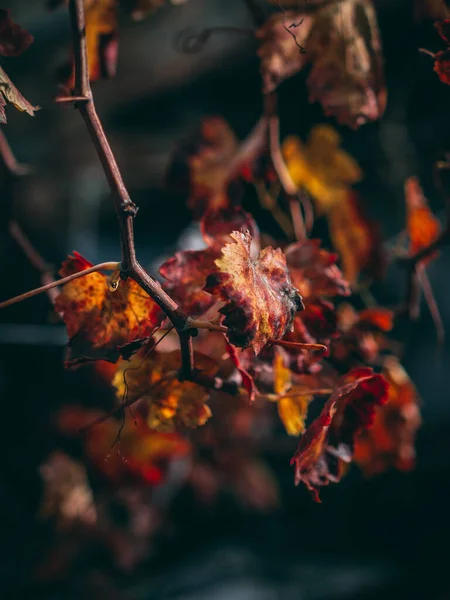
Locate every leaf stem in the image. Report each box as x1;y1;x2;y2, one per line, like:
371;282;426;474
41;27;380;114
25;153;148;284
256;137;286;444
0;261;119;309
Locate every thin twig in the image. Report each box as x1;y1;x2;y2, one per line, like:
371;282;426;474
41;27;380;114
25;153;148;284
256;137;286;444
0;261;119;309
0;129;32;175
9;221;59;305
189;319;228;333
66;0;197;378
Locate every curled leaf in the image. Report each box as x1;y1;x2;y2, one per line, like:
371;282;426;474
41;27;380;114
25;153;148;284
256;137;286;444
54;252;163;364
205;231;304;354
291;369;389;501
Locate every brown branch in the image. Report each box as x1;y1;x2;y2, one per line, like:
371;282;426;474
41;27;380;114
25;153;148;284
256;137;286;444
0;129;32;176
266;93;307;241
66;0;196;377
9;221;59;305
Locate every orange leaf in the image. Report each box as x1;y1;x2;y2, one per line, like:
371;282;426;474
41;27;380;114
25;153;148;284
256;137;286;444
328;191;386;284
113;349;218;432
204;231;304;354
405;176;441;260
354;357;422;476
54;252;163;364
291;369;389;501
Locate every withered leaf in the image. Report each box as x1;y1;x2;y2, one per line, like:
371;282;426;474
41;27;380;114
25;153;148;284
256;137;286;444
166;116;267;216
0;65;39;124
354;357;422;476
205;231;304;354
0;9;34;57
285;239;351;299
258;1;386;128
291;369;388;501
226;342;257;403
159;206;258;315
54;252;164;364
113;349;218;431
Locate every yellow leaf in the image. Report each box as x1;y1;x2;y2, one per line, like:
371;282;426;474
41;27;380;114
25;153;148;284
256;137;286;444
283;125;363;214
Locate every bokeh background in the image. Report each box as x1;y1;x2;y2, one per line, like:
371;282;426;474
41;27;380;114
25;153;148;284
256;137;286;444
1;1;450;598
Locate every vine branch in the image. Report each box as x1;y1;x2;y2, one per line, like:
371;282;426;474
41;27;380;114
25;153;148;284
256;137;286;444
66;0;197;377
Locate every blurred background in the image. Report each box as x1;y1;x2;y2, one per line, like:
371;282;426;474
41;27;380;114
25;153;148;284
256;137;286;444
1;0;450;598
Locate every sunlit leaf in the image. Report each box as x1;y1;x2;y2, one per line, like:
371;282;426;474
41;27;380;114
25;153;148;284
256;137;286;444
54;252;163;364
205;231;304;354
405;176;441;261
113;349;218;431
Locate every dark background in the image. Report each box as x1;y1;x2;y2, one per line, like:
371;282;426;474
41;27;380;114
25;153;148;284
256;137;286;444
1;1;450;598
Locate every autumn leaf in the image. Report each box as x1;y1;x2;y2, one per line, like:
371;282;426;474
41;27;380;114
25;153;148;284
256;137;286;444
0;10;38;124
283;126;363;214
414;0;450;21
0;9;33;56
285;239;351;299
291;369;389;501
226;342;257;403
204;231;304;354
328;191;386;284
113;349;218;431
258;1;386;128
57;406;191;484
273;349;313;436
405;176;441;262
332;304;394;365
166;116;267;216
256;11;313;93
432;19;450;84
354;357;422;476
54;252;164;364
159;206;258;315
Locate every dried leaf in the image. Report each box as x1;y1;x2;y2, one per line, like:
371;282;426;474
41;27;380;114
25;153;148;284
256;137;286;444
54;252;163;364
258;1;386;128
0;9;33;56
354;357;422;476
113;349;218;431
291;369;389;501
405;176;441;261
285;239;351;299
0;64;38;124
159;207;258;315
166;116;267;216
205;231;304;354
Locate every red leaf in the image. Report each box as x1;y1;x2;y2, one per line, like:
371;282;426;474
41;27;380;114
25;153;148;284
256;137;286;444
0;9;33;57
291;370;389;502
226;342;257;403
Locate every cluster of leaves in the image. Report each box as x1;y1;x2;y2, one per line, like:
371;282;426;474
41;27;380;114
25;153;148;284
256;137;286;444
1;0;448;574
